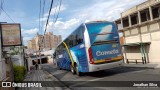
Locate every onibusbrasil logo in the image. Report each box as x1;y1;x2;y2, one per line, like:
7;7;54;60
2;82;42;87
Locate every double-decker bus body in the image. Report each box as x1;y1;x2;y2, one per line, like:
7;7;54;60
53;21;123;74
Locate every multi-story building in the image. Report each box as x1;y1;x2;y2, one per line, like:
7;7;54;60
115;0;160;64
34;34;44;51
44;32;54;50
27;32;62;51
27;39;36;51
53;35;62;48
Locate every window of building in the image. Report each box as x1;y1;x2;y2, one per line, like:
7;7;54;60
131;13;138;25
122;17;129;28
140;8;150;22
115;19;123;30
152;4;160;19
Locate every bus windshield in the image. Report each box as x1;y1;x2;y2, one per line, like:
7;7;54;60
86;22;119;45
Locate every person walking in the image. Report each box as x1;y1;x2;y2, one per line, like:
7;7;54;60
35;63;38;70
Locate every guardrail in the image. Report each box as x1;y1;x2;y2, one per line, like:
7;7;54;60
126;57;147;64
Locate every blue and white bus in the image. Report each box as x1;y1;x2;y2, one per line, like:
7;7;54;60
53;21;123;76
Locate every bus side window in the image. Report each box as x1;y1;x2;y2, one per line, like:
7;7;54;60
76;34;79;45
68;36;73;48
79;27;83;43
76;26;83;44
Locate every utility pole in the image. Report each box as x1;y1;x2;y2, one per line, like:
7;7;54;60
35;33;42;69
38;35;42;69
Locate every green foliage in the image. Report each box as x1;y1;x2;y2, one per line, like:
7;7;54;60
10;46;21;55
13;65;27;82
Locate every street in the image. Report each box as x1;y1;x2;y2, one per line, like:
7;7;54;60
1;0;160;90
42;64;160;90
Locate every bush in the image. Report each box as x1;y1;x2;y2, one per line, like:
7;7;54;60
13;65;27;82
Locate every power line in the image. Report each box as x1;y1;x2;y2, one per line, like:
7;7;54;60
1;8;15;23
41;0;46;35
50;0;62;30
52;0;59;22
41;0;55;50
0;0;4;15
0;0;15;23
44;0;54;35
53;0;62;24
41;0;62;50
38;0;42;35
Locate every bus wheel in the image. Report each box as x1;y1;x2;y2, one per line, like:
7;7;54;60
75;65;82;76
58;67;62;70
70;65;76;74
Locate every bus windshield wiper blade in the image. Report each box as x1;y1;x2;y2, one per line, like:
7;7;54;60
92;32;114;36
92;40;118;46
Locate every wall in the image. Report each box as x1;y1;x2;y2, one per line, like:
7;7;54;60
148;40;160;62
11;55;24;66
0;35;6;81
124;21;160;63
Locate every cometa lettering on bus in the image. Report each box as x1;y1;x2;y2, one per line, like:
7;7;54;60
96;49;119;56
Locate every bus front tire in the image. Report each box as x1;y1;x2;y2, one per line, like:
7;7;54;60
58;67;62;70
75;66;83;76
71;65;76;74
57;66;62;70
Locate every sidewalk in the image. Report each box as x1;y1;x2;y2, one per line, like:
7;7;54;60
17;69;70;90
123;63;160;69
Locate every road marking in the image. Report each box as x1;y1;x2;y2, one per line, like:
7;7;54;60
70;77;105;87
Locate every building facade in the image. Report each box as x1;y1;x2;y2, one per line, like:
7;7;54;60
35;34;44;51
27;32;62;51
27;39;36;51
115;0;160;63
53;35;62;48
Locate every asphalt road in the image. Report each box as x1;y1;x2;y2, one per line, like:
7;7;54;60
42;64;160;90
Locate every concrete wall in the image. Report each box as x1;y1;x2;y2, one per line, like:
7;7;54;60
11;55;24;66
0;37;6;81
125;35;141;43
124;21;160;63
141;33;151;42
27;57;33;71
0;59;6;81
148;40;160;62
124;46;142;59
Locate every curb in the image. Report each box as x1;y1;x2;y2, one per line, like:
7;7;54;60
42;67;72;90
122;64;160;69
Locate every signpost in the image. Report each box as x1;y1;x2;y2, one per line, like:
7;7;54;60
0;23;22;46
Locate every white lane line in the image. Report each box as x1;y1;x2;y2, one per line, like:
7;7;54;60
69;77;105;87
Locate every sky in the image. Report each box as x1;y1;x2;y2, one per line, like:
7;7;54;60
0;0;146;45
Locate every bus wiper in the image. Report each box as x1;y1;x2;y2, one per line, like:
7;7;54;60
92;40;118;46
92;32;114;36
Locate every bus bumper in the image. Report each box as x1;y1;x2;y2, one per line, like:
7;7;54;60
88;60;123;72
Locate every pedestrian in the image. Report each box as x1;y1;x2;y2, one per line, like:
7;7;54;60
35;63;38;70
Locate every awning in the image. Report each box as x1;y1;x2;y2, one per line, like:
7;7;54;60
122;42;151;47
122;42;150;63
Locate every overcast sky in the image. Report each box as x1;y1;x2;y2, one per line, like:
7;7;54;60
0;0;146;45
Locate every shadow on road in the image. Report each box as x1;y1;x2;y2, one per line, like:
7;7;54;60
43;64;70;80
43;64;152;80
85;66;150;78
